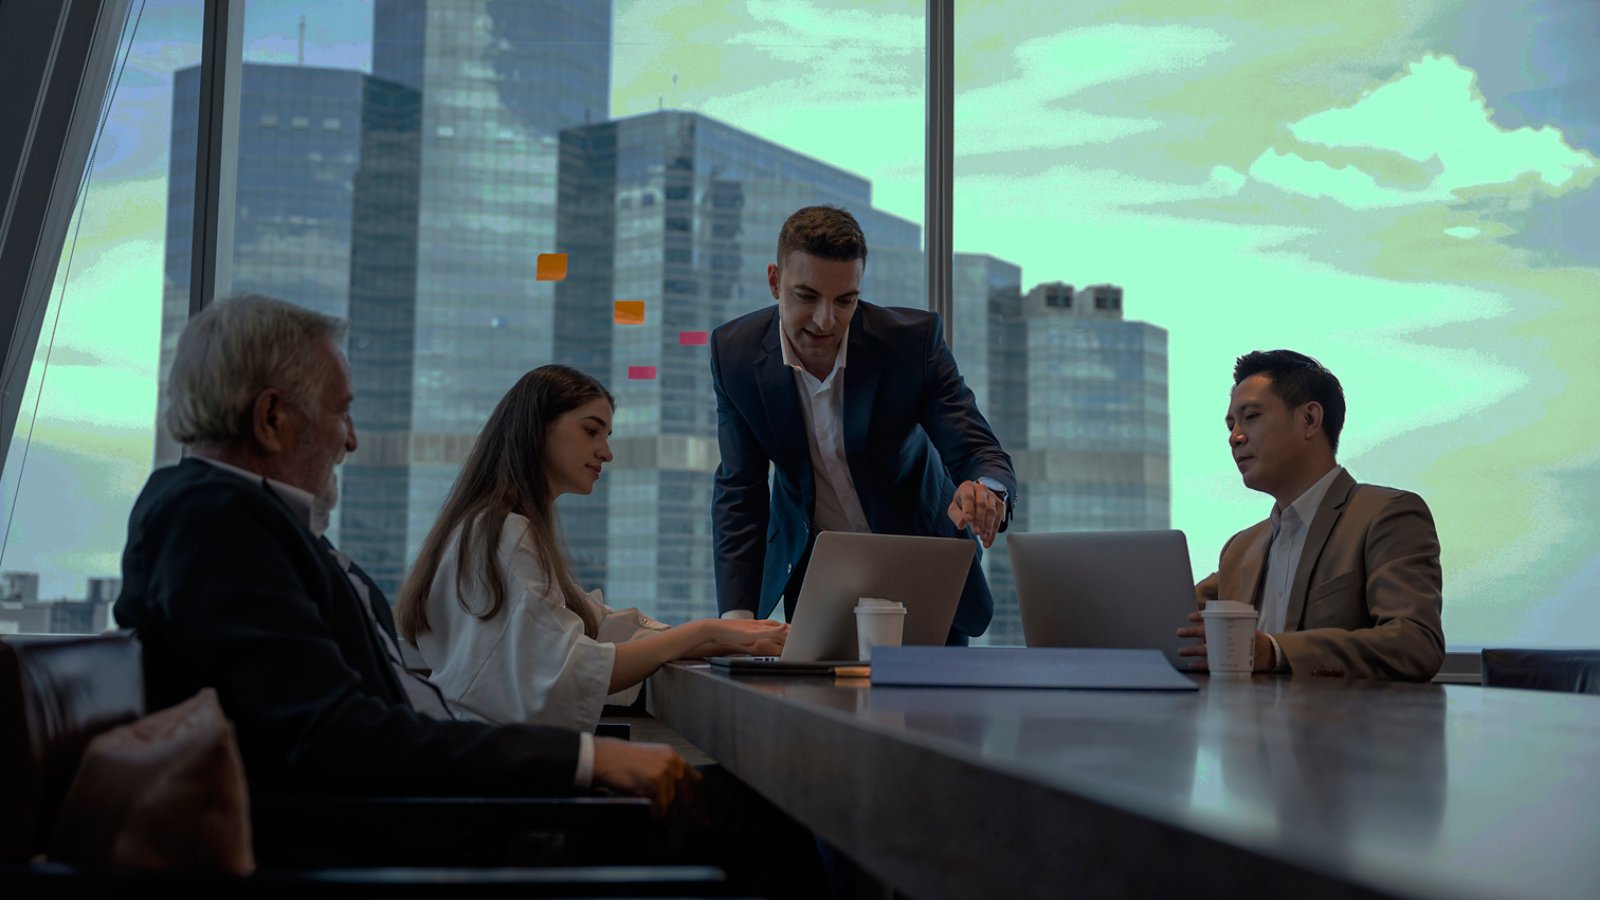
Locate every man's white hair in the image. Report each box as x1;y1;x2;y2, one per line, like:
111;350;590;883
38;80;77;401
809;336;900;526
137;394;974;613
164;294;347;447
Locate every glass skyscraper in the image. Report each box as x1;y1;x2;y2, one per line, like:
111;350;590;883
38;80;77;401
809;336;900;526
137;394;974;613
155;5;1166;634
951;253;1025;640
157;63;420;549
340;0;613;593
555;110;925;620
972;281;1171;646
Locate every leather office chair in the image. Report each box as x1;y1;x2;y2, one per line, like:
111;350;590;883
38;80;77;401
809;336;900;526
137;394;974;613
0;632;145;864
1481;648;1600;695
0;633;742;897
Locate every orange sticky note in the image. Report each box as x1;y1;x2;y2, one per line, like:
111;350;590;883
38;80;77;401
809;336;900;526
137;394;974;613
627;365;657;380
678;331;708;346
536;253;567;281
614;300;645;325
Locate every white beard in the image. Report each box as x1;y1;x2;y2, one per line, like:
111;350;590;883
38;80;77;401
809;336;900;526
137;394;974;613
311;469;339;535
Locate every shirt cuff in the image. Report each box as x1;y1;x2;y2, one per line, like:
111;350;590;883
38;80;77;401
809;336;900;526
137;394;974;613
574;731;595;788
1266;634;1287;672
720;609;755;620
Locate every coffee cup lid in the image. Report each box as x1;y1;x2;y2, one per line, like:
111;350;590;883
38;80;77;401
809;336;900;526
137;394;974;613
1203;602;1260;614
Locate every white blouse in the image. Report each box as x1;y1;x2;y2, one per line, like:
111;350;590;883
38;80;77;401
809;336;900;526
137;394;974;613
415;512;667;732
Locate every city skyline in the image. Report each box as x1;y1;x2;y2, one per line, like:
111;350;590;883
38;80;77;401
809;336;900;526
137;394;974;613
4;1;1598;647
150;22;1139;630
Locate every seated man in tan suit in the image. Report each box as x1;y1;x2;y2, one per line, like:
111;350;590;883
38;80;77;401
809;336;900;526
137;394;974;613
1177;350;1445;681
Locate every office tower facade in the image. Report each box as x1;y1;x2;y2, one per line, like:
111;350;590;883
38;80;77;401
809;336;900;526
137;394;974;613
974;282;1170;646
334;0;613;594
1017;282;1170;526
157;64;418;470
555;110;925;620
0;573;112;634
1;571;40;603
950;253;1025;642
85;577;122;604
161;4;613;597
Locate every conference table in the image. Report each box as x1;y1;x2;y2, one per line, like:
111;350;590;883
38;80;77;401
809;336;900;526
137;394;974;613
648;661;1600;900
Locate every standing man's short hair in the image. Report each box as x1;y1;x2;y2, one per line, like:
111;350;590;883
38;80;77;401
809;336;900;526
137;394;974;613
775;206;868;266
1233;349;1347;454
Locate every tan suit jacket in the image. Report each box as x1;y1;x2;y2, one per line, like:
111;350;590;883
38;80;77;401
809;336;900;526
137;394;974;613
1197;469;1445;682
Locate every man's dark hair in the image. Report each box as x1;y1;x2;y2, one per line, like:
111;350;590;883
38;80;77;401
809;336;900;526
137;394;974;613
776;206;868;267
1233;349;1347;454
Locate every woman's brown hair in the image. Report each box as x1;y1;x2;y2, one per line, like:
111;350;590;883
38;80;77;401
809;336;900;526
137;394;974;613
396;364;613;643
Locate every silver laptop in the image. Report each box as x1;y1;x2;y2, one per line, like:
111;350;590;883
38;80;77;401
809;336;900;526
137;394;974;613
712;531;975;670
1009;530;1198;663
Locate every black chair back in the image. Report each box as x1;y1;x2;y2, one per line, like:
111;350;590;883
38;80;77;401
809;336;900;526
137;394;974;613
0;632;145;862
1481;648;1600;695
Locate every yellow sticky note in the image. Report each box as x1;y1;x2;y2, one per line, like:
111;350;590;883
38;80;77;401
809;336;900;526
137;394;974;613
536;253;568;281
614;300;645;325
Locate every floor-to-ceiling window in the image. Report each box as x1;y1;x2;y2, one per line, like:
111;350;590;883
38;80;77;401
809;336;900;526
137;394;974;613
954;0;1600;648
0;0;202;634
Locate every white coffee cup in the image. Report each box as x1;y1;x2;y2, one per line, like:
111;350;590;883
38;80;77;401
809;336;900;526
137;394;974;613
854;598;906;661
1200;600;1257;675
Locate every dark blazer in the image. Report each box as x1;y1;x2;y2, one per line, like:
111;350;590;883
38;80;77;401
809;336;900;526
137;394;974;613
114;458;581;795
711;302;1017;637
1199;469;1446;681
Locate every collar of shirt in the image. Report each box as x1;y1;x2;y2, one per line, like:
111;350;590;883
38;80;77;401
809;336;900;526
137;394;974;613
1268;464;1344;537
778;321;850;384
190;454;328;537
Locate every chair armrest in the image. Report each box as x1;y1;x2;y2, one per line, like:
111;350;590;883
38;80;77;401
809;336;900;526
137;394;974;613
595;722;631;741
250;795;654;868
5;860;741;898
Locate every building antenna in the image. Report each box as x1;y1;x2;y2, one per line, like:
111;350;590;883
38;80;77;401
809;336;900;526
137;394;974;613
298;14;306;65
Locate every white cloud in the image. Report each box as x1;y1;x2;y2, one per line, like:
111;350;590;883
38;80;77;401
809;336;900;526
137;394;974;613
729;0;923;55
957;24;1231;155
1246;149;1421;209
1248;55;1598;209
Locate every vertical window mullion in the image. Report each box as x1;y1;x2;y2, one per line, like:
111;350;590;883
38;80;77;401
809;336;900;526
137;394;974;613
926;0;954;341
189;0;242;317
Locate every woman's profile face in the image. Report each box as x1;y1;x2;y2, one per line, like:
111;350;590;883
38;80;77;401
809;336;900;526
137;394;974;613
543;397;614;498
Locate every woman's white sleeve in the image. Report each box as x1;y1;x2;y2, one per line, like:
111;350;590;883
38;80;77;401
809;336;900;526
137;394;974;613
449;576;615;733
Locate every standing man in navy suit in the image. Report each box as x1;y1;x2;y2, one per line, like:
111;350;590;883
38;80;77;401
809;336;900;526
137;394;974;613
710;206;1017;643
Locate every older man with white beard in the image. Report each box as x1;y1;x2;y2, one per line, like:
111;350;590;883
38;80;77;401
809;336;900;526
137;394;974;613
114;295;696;809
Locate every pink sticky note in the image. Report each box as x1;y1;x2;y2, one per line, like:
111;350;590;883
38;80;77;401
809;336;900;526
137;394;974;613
678;331;709;346
627;365;657;380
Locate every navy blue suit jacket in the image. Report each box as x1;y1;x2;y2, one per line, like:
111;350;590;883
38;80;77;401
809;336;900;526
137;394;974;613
710;302;1016;638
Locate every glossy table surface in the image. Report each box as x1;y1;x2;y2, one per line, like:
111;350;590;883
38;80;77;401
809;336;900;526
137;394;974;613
649;663;1600;900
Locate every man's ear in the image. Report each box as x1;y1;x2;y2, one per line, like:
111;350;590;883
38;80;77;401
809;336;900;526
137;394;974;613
1300;401;1324;441
767;262;781;300
251;388;291;454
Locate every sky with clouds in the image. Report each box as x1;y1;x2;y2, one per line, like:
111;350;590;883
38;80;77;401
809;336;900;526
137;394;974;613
5;0;1597;647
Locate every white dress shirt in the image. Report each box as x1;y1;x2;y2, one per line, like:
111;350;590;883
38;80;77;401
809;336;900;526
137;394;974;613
723;328;870;622
415;513;669;739
780;325;872;535
1259;465;1345;669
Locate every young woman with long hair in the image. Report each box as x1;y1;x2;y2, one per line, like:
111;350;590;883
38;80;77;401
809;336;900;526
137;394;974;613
396;364;786;731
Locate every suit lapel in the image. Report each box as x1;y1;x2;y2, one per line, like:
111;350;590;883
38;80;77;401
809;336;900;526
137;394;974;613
754;311;814;500
842;315;882;523
241;469;407;697
1285;469;1356;630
